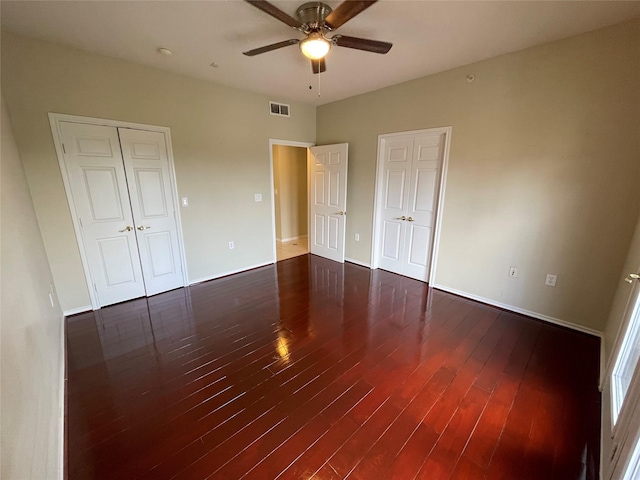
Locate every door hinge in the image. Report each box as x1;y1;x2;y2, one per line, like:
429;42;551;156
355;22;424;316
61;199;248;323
78;217;83;228
62;143;66;154
93;283;98;292
610;442;618;461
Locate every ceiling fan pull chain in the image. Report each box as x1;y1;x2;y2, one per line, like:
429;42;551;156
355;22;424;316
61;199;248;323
318;66;321;97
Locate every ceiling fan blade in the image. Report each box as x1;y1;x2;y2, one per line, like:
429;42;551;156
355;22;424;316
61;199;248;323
311;58;326;74
243;39;300;56
245;0;302;28
324;1;378;30
334;35;392;54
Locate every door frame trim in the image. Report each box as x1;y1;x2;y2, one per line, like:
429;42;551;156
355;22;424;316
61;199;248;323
268;139;314;263
48;113;190;310
370;126;452;284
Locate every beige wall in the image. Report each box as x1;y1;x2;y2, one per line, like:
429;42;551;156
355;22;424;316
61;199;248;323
3;21;639;330
1;96;63;479
273;145;308;241
317;19;640;332
1;31;316;312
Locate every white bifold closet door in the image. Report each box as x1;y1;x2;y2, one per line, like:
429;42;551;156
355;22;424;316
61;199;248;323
60;121;184;307
377;131;445;281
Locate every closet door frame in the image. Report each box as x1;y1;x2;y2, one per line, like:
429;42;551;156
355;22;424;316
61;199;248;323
371;126;452;284
49;113;189;310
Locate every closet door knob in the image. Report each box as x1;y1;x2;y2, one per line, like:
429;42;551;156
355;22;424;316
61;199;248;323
407;217;414;222
119;226;134;232
137;226;151;231
396;216;406;221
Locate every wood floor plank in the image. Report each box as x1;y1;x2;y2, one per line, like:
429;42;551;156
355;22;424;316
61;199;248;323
279;415;360;479
65;255;601;480
416;385;490;479
327;399;402;477
382;422;440;480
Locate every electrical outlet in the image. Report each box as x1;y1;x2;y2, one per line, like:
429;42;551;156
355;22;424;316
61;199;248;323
228;241;235;250
181;197;189;207
254;194;262;202
355;233;360;241
509;266;518;278
545;274;557;287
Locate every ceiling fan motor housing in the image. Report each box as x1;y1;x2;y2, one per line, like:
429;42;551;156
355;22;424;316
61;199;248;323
296;2;332;30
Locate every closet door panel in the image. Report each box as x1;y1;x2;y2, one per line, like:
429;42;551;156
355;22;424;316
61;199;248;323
119;128;184;296
59;122;146;306
377;136;413;275
402;132;444;281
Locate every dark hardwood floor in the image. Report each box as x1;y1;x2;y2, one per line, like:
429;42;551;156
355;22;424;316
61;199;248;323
66;254;601;479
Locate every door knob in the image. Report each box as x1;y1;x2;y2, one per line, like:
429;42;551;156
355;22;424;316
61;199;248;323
119;226;134;232
335;211;345;216
625;273;640;283
396;216;406;221
137;226;151;231
407;217;414;222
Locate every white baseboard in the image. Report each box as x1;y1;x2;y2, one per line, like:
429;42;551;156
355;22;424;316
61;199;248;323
345;257;372;268
431;283;604;338
63;305;92;317
280;235;308;243
189;261;274;285
58;315;65;480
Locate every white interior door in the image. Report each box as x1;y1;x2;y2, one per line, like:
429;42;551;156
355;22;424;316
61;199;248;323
60;122;146;306
375;130;446;282
403;133;444;280
607;274;640;480
378;136;412;275
309;144;348;263
119;128;184;296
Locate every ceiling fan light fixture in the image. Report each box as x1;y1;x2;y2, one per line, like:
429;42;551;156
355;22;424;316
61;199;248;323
300;33;331;60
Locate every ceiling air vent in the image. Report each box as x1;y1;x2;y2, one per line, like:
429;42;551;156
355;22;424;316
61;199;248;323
269;101;290;117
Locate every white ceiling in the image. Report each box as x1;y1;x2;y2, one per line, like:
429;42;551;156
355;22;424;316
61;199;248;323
2;1;639;106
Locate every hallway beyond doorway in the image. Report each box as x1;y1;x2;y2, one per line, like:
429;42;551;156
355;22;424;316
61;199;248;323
276;238;308;261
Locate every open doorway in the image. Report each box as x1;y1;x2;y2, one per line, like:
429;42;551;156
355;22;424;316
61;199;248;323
272;143;309;261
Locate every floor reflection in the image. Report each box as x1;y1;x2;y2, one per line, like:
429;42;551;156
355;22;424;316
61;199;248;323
68;288;195;369
65;254;601;480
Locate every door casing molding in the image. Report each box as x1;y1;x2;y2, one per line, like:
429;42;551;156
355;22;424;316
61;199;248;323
48;112;189;310
370;126;452;284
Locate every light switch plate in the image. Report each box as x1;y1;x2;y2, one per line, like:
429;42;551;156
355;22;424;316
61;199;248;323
255;194;262;202
181;197;189;207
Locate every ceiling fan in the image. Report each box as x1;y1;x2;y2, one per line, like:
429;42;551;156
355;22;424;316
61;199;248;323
243;0;392;74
